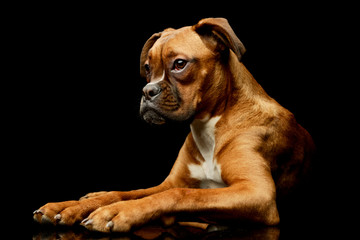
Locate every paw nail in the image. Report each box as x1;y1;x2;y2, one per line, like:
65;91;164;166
33;209;44;215
81;218;89;224
84;219;93;226
106;221;114;229
54;214;61;220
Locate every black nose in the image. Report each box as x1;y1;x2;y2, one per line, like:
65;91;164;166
142;83;162;100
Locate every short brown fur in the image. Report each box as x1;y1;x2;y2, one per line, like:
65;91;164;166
34;18;314;232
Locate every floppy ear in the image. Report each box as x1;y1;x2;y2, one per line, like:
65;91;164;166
140;32;162;77
193;18;246;61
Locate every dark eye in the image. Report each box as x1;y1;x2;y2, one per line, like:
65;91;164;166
144;64;150;74
173;59;187;71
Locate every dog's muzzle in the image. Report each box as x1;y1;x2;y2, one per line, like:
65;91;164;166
140;83;166;125
140;81;193;125
142;83;162;101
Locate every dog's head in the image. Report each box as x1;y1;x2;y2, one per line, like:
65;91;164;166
139;18;246;125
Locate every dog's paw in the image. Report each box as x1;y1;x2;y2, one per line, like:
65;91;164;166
33;200;80;225
81;200;149;233
33;198;106;226
33;192;123;226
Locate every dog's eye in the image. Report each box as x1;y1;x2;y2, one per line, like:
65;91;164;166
144;64;150;74
173;59;187;71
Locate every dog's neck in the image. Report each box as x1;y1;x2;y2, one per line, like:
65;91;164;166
195;51;272;121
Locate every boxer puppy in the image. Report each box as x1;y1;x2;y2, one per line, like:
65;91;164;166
33;18;315;232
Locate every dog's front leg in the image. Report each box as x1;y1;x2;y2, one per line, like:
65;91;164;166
82;184;279;232
33;182;172;225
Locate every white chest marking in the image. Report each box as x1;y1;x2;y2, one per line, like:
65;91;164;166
190;116;220;163
188;116;227;189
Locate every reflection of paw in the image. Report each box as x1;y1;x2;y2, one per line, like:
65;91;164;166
81;200;147;232
33;230;88;240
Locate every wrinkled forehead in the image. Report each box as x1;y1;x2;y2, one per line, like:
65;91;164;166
148;26;208;60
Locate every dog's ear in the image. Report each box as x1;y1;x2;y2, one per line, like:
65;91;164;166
193;18;246;61
140;32;162;77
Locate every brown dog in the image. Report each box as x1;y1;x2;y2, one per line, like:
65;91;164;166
33;18;315;232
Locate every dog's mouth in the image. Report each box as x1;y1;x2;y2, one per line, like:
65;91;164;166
139;96;169;125
140;98;195;125
140;107;166;125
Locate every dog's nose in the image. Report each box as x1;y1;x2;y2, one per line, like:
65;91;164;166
142;84;161;100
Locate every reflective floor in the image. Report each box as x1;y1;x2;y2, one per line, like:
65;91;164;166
32;224;283;240
32;222;328;240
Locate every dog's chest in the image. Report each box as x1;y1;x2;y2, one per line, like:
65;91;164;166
188;116;227;189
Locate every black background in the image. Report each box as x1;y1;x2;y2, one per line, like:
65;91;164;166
6;2;351;239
